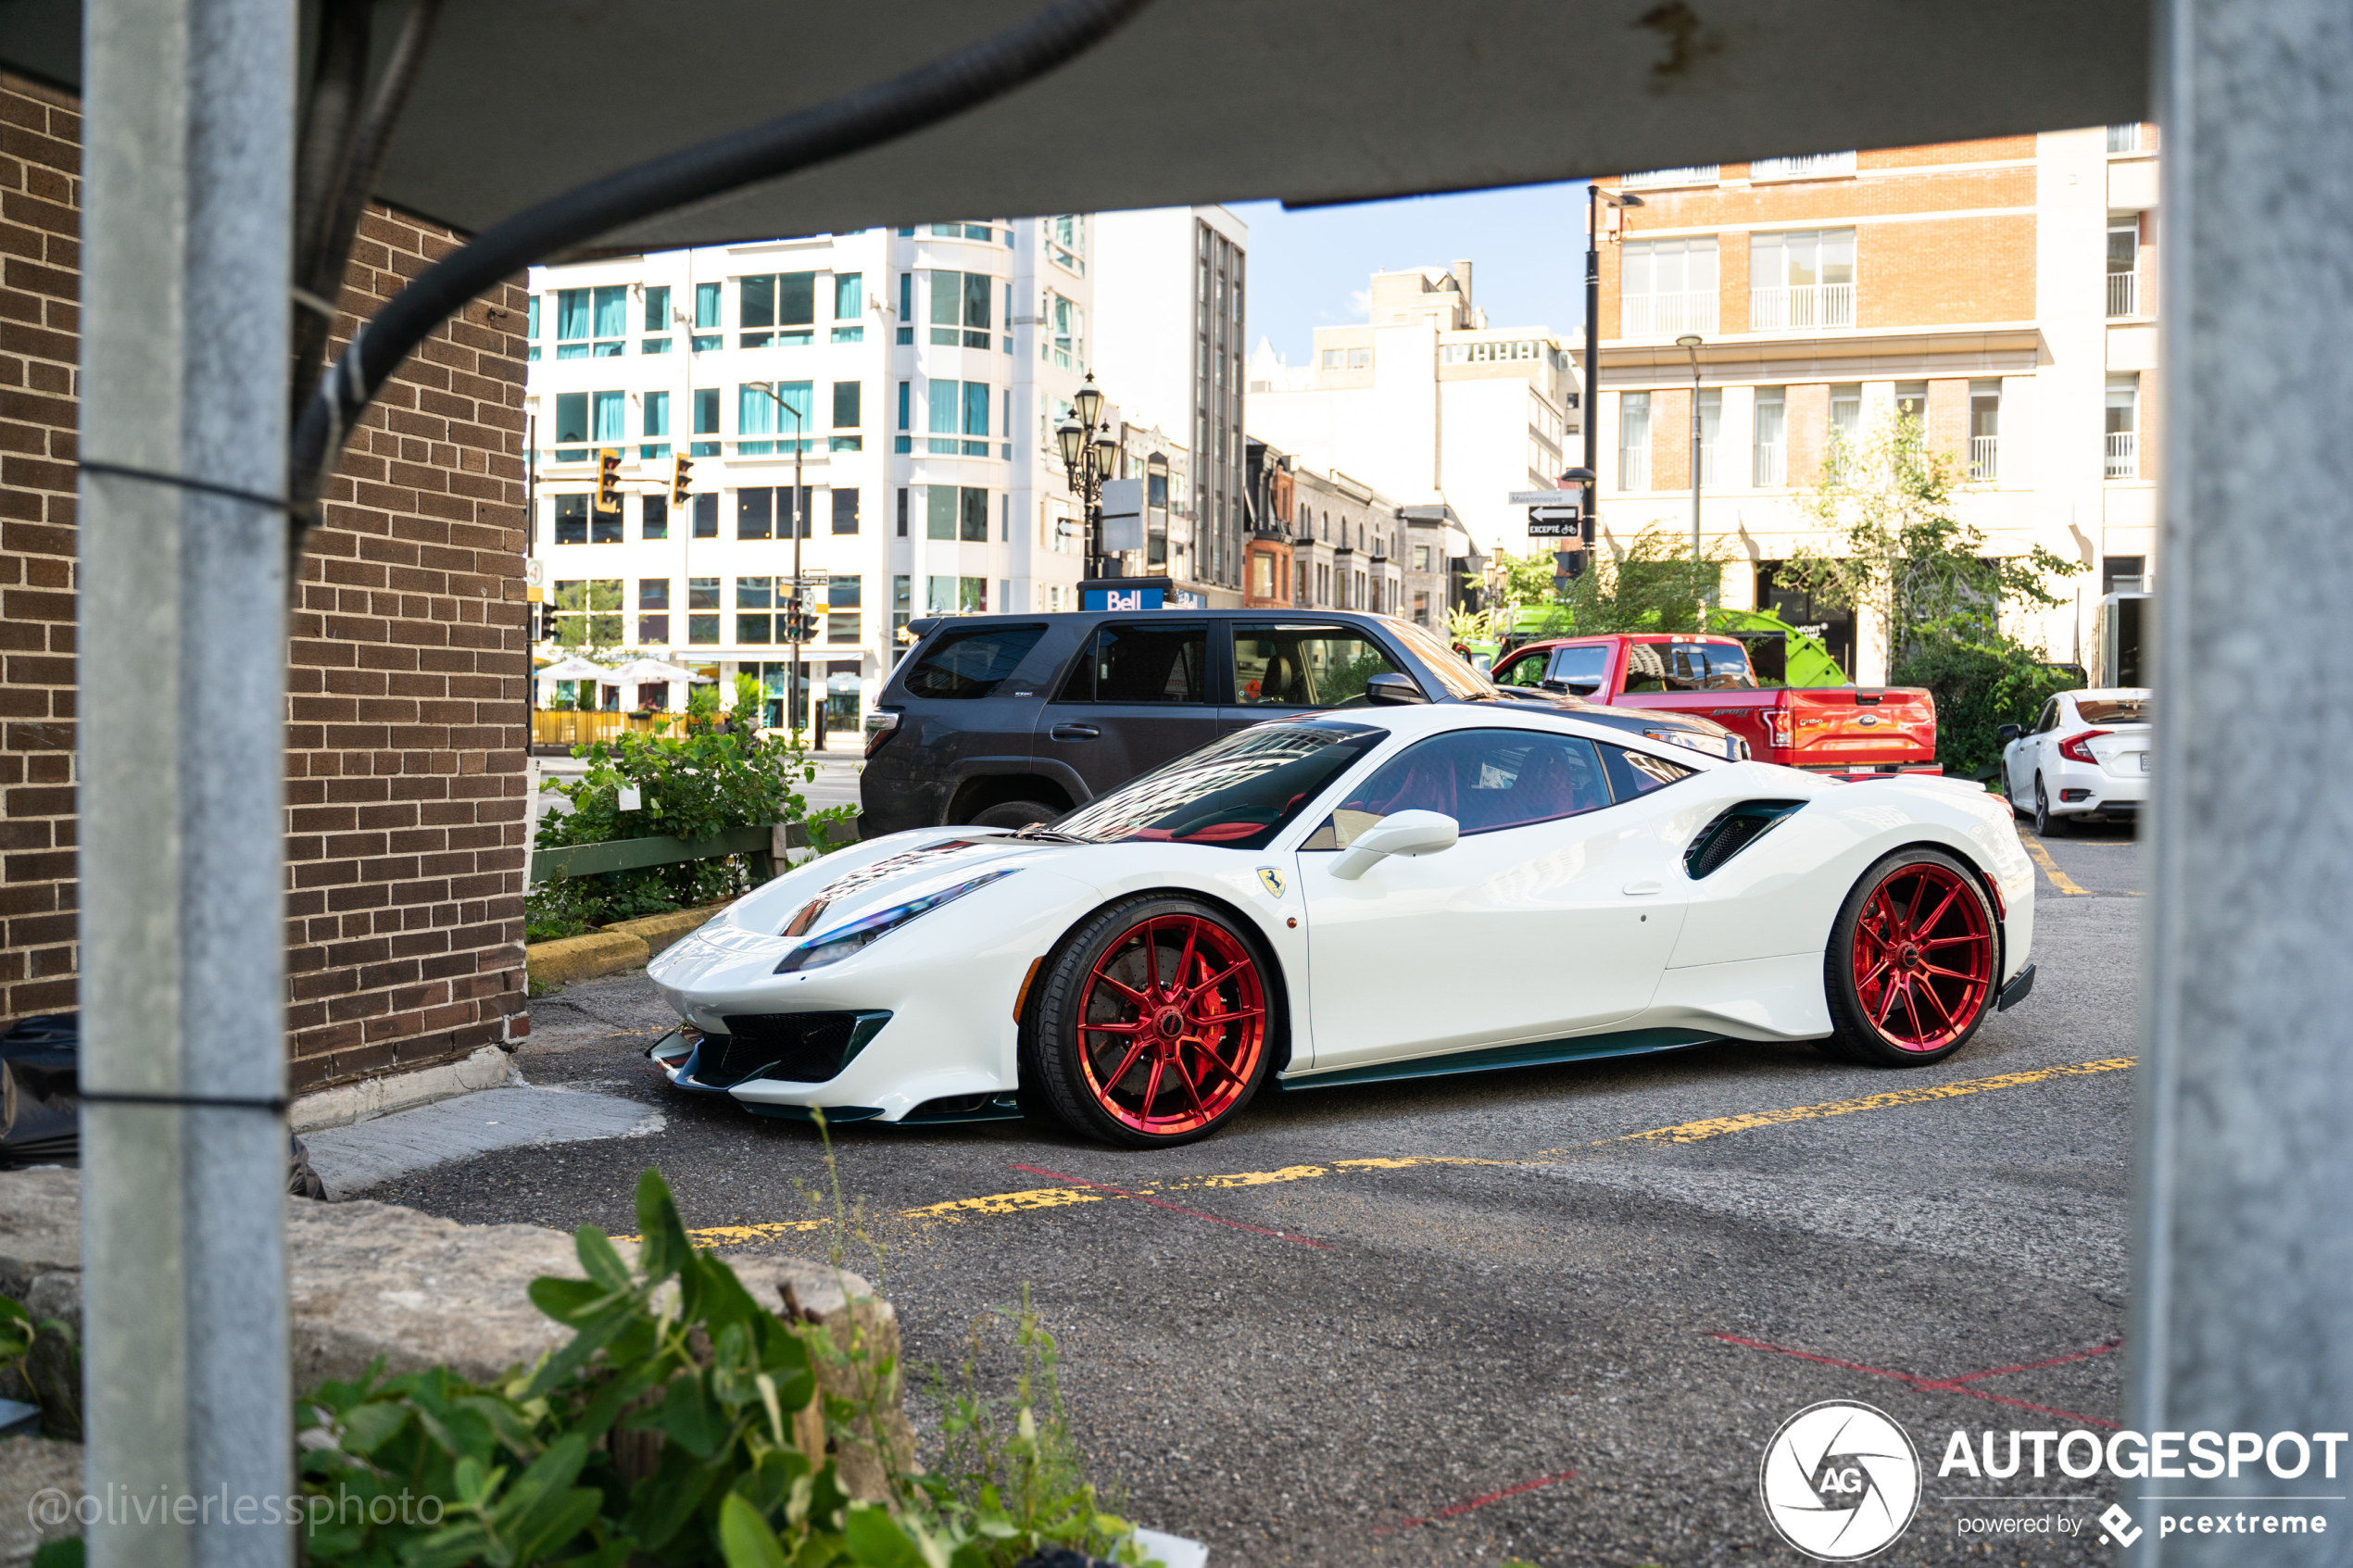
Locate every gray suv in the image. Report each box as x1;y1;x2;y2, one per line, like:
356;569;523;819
859;609;1740;835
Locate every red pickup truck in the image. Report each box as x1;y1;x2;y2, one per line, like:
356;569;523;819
1491;633;1941;775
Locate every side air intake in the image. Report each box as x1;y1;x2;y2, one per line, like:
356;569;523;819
1683;800;1807;879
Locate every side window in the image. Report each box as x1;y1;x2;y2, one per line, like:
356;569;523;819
1546;646;1612;696
1601;743;1695;800
1304;729;1612;847
2033;699;2060;734
901;623;1046;700
1056;622;1208;704
1491;649;1550;689
1232;624;1407;707
1621;640;1674;693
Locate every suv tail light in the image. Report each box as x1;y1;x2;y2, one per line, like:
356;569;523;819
2057;729;2110;764
864;709;902;758
1766;710;1794;748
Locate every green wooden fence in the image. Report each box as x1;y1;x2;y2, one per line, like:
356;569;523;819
527;820;852;886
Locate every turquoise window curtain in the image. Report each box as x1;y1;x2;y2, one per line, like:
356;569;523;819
695;282;722;329
961;383;990;455
927;381;958;454
835;273;862;319
771;381;812;448
592;391;625;443
592;286;627;338
526;295;540;338
738;384;775;455
556;290;590;340
643;390;669;438
643;286;670;332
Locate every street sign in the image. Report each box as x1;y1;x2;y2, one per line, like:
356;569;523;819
1507;490;1583;505
1527;504;1584;538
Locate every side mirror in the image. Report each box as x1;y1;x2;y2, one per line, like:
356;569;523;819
1996;723;2022;746
1364;671;1428;707
1330;809;1459;881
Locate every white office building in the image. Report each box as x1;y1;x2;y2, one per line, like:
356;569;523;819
523;217;1103;727
1245;261;1581;562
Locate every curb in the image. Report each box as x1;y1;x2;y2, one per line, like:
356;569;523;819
524;902;729;991
289;1044;524;1135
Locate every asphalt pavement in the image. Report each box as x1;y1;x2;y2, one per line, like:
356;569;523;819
365;802;2145;1567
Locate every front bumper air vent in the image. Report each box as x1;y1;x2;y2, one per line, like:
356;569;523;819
698;1010;892;1086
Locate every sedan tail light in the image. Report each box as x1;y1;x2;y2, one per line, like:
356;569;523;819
2057;729;2110;764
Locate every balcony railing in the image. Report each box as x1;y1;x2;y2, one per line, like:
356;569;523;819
1754;445;1785;488
1621;291;1719;337
1969;435;2000;482
2108;270;2138;317
2106;431;2139;478
1618;448;1650;491
1622;165;1718;189
1751;151;1857;181
1748;283;1856;332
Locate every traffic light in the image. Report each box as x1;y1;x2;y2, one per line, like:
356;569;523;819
670;451;693;507
595;447;622;513
785;597;815;643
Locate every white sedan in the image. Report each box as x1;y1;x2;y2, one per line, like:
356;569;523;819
648;705;2037;1148
1998;688;2152;835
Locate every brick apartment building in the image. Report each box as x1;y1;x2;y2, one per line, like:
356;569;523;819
1;69;534;1091
1592;130;2159;681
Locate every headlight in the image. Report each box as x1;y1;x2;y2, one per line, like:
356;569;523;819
774;869;1017;973
1644;727;1743;762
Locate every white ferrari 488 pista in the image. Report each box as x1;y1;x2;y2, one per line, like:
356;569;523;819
647;705;2036;1148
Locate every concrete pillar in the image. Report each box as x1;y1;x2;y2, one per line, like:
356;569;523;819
2130;1;2353;1562
78;0;295;1562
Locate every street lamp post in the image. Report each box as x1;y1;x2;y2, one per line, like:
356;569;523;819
750;382;808;738
1677;332;1705;627
1057;371;1119;581
1582;182;1643;564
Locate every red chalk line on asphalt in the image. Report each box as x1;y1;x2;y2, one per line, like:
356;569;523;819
1713;1332;2120;1428
1375;1469;1580;1536
1008;1164;1331;1248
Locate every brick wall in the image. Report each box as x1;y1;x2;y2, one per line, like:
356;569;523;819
0;69;531;1090
1858;214;2036;328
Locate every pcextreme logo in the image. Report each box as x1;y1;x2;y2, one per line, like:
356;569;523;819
1759;1401;1923;1561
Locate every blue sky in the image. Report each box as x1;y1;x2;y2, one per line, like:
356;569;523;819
1227;181;1592;368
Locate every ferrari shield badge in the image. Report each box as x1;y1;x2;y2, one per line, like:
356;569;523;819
1255;866;1287;898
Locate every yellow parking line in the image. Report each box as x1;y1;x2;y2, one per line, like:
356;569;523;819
678;1060;2135;1249
2020;831;2093;896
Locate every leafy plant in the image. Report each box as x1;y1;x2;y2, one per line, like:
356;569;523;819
1482;526;1736;641
0;1293;80;1439
732;671;767;727
1891;616;2085;778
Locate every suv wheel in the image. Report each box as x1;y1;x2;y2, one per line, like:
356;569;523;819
971;798;1061;831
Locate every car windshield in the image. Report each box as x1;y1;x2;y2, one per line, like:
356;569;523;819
1386;618;1503;700
1053;722;1384;848
2074;697;2149;724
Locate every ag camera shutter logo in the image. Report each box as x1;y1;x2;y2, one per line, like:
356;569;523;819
1759;1400;1923;1561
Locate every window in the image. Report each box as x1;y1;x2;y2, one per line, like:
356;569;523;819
1057;721;1381;850
1829;383;1860;450
833;271;862;331
896;488;909;538
831;488;861;534
924;484;991;542
1320;348;1340;370
640;389;669;459
1310;728;1612;843
637;578;670;645
736;485;813;541
1231;624;1407;708
1619;237;1719;335
1621;166;1718;189
1413;544;1431;571
552;391;589;460
526;294;540;360
1056;622;1209;704
832;380;862;447
2107;123;2140;154
692;388;720;457
1045;293;1082;370
1969;380;2001;481
892;575;912;642
1749;229;1856;330
641;495;667;541
641;284;671;353
1750;150;1856;181
554;285;627;358
2102;555;2146;595
826;613;862;645
1618;391;1652;491
929;270;993;348
826;574;862;612
896;272;913;345
2108;221;2139;316
1347;347;1371;370
738;271;816;347
1620;639;1755;693
926;380;993;456
1894;381;1927;425
1754;386;1786;486
738;381;811;455
692;493;718;538
2106;373;2139;478
554;494;588;546
548;579;623;646
686;578;720;645
1698;388;1721;485
902;622;1045;700
1047;215;1085;273
736;577;774;645
694;282;721;328
1600;744;1694;799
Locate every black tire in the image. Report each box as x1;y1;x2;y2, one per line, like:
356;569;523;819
1027;895;1277;1148
1822;847;2000;1068
971;798;1061;831
2032;775;2063;836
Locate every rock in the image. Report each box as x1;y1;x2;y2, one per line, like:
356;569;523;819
0;1434;80;1566
0;1173;912;1501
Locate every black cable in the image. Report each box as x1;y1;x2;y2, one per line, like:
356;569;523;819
287;0;1152;527
80;1090;290;1114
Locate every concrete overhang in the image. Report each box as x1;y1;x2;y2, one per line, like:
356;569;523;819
0;0;2147;249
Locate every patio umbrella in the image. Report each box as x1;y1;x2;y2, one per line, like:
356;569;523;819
609;658;714;684
535;655;610;683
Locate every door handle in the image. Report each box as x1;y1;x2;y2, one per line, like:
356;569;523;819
1050;723;1101;741
1623;879;1663;897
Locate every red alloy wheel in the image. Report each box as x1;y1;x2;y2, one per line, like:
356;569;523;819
1075;913;1267;1136
1850;860;1994;1051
